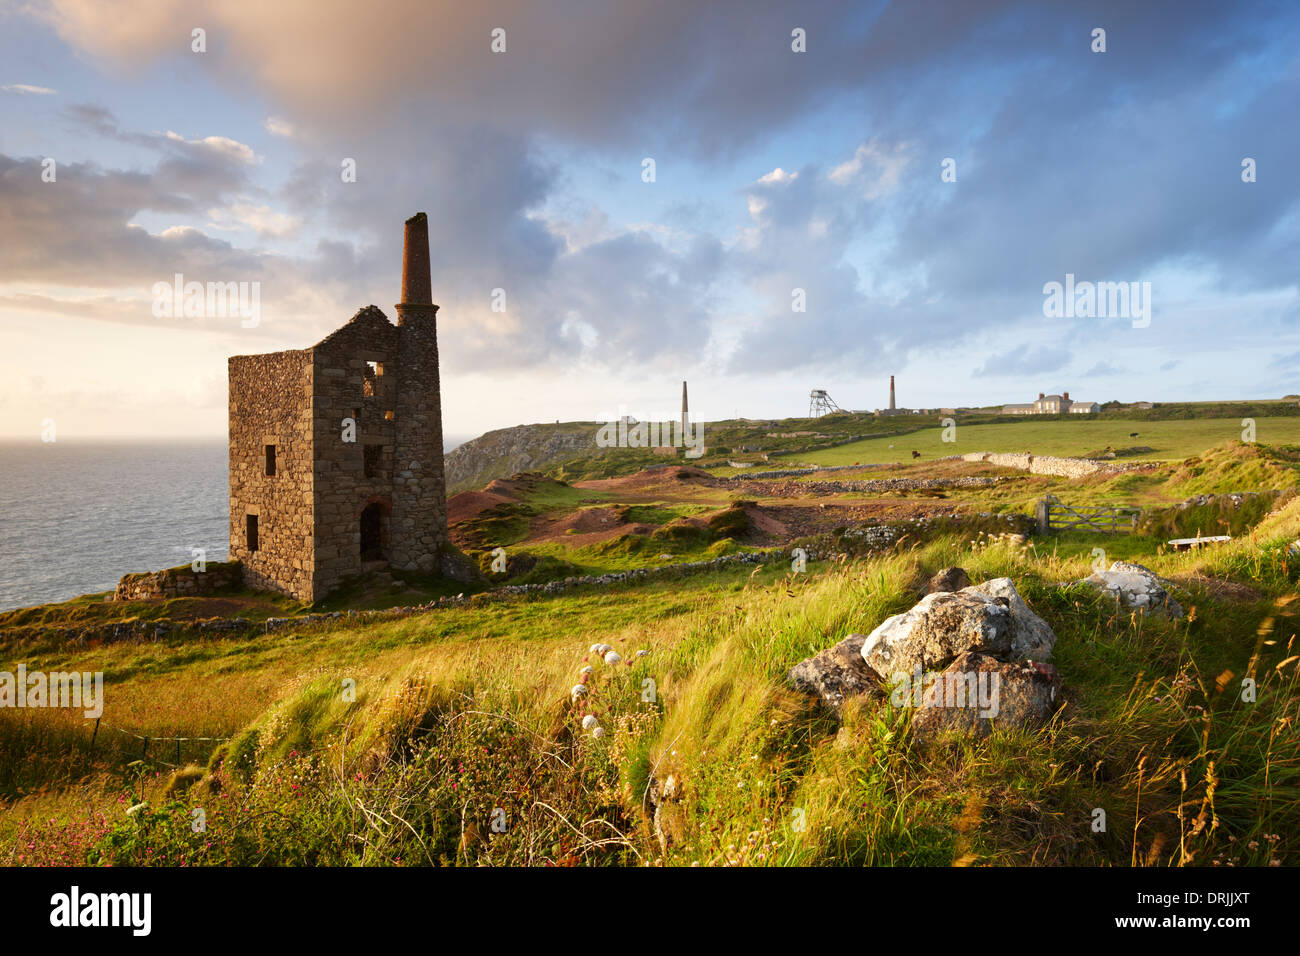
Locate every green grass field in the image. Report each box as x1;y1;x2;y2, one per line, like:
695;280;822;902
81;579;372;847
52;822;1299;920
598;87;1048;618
797;417;1300;466
4;441;1298;867
4;498;1299;867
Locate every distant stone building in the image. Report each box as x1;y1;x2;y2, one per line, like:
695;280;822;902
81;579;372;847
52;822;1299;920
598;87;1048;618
1002;391;1098;415
227;213;451;602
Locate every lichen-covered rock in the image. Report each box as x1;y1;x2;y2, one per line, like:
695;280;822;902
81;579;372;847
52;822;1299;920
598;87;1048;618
910;651;1062;741
788;633;882;709
962;577;1056;660
926;566;972;594
861;591;1015;681
1083;561;1184;618
438;545;485;584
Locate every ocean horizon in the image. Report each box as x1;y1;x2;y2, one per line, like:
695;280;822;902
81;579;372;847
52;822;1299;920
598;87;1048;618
0;434;474;612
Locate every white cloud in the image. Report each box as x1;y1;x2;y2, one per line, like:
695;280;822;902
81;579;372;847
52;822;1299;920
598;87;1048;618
829;139;913;199
2;83;57;95
208;202;302;238
164;131;257;164
758;167;797;184
264;116;294;138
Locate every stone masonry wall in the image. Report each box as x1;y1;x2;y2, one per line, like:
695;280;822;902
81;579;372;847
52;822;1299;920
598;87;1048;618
228;348;315;600
113;562;241;601
310;307;400;598
390;303;449;572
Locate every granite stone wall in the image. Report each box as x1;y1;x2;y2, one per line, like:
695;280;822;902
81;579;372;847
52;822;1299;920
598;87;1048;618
228;348;315;600
309;307;401;598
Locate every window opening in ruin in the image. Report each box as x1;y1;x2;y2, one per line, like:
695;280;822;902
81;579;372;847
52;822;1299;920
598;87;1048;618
265;444;276;476
384;410;395;421
246;514;259;552
363;444;382;479
363;361;381;398
360;502;387;561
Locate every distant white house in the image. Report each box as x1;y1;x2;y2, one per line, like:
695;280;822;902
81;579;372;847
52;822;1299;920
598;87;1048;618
1002;391;1098;415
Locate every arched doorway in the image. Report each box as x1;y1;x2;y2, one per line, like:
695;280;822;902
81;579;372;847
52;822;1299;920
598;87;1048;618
359;500;389;563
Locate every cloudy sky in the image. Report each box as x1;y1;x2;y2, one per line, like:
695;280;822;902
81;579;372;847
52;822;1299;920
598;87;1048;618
1;0;1297;440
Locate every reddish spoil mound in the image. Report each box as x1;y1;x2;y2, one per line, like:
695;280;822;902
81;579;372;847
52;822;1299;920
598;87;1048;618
446;489;514;527
576;465;715;492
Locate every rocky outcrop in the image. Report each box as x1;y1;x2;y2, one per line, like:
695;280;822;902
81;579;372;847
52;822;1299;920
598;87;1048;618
786;577;1062;740
926;566;971;594
963;577;1056;660
438;545;485;584
787;633;883;709
910;652;1062;741
860;590;1016;680
1082;561;1184;618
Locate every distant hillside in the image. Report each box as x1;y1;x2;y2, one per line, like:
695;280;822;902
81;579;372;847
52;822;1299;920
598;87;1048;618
442;413;939;492
443;402;1300;493
444;423;602;493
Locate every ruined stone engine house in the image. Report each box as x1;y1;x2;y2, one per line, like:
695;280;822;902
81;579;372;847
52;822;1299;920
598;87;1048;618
227;213;448;602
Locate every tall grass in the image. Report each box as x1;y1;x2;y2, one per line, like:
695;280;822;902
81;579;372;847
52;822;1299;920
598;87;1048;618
4;501;1298;866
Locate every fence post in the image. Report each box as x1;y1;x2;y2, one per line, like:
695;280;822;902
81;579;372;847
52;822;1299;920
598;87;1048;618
1036;498;1051;535
88;716;101;764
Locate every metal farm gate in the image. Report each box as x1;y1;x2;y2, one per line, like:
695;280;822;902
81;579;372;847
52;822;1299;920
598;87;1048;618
1036;495;1140;534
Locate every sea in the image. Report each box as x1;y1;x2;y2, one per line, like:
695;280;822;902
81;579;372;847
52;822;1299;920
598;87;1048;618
0;435;473;613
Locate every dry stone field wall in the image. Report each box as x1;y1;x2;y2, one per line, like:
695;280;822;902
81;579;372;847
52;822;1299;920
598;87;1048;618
726;458;965;481
720;463;893;480
959;451;1156;478
4;551;785;647
10;509;1024;647
734;474;1007;497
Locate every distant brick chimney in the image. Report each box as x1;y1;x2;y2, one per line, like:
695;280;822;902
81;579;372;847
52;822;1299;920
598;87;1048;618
1038;392;1045;400
889;375;896;410
1063;391;1070;402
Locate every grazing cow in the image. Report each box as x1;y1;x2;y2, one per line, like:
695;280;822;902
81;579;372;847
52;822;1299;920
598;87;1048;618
1129;432;1139;438
911;450;921;459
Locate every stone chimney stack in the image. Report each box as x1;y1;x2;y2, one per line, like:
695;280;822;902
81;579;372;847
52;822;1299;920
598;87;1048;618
399;212;433;316
1063;391;1070;402
889;375;896;411
1038;392;1045;400
391;212;447;573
